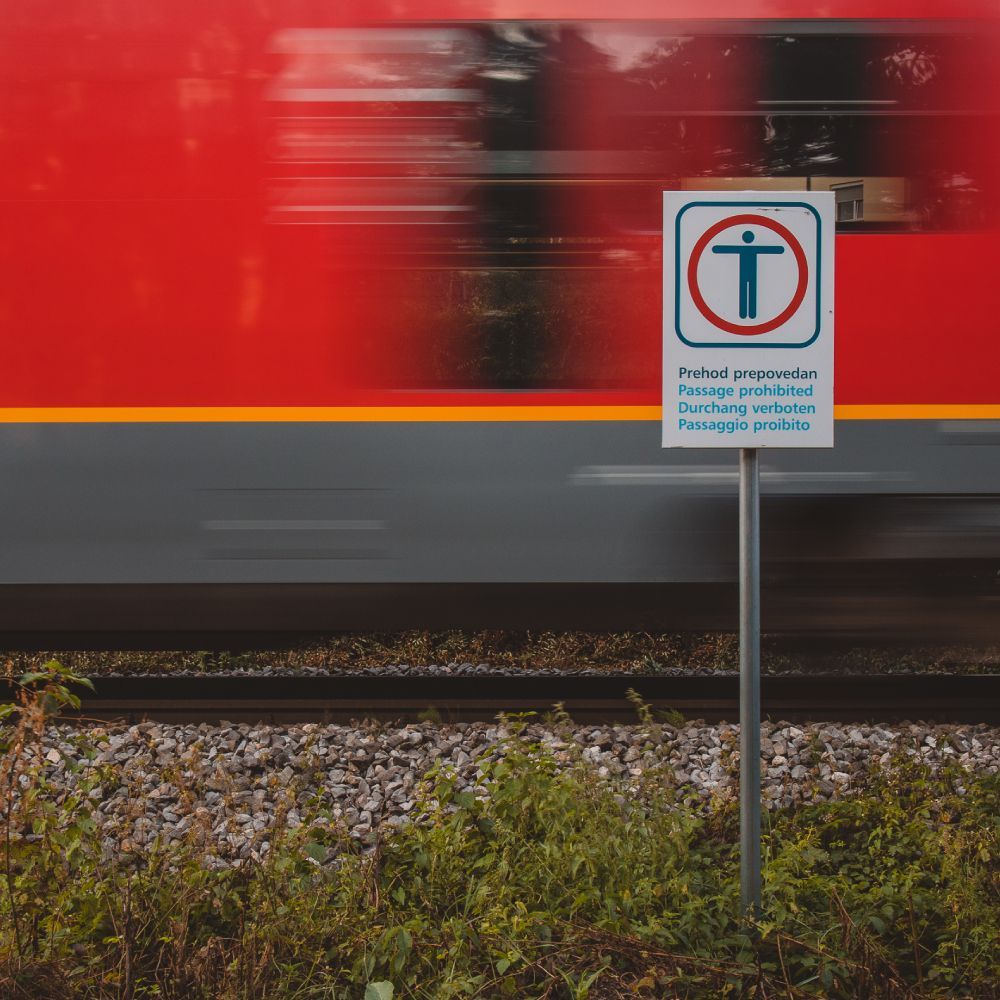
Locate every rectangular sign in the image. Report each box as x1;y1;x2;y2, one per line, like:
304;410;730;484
662;191;834;448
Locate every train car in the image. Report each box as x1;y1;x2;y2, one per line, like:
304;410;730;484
1;1;999;641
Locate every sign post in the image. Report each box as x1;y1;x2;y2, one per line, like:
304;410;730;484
739;445;761;916
662;191;835;918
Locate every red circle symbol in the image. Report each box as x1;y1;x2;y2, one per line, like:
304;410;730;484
687;214;807;336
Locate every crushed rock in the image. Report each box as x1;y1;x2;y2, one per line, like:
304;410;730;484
12;719;998;866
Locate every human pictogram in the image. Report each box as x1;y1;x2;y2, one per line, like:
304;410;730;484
684;213;809;338
711;230;785;320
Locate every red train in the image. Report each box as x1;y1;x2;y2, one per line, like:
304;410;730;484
1;1;999;640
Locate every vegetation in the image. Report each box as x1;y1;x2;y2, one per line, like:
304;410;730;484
4;630;1000;677
1;663;997;998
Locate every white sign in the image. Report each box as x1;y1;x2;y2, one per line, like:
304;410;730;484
662;191;834;448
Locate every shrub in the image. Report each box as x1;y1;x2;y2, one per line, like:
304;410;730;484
1;664;997;998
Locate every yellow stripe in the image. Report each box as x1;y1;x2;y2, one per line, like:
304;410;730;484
0;405;659;423
834;405;1000;420
0;403;997;423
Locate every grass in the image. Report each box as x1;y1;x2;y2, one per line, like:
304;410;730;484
0;663;997;998
3;631;1000;678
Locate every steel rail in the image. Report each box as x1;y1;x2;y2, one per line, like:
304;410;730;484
7;674;997;725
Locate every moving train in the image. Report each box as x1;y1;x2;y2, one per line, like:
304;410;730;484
1;0;999;641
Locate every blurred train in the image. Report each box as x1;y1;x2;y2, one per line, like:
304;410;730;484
1;0;1000;642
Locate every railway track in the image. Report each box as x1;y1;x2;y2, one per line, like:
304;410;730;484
11;673;998;724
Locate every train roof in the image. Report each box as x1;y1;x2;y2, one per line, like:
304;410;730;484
349;1;999;21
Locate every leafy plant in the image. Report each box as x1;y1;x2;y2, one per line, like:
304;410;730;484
1;670;997;998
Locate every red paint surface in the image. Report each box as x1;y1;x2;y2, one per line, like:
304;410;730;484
306;1;1000;21
1;3;998;410
836;233;998;405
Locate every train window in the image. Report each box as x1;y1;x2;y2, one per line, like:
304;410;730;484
268;22;999;391
598;24;999;230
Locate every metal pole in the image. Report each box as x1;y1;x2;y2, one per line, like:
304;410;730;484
739;447;761;920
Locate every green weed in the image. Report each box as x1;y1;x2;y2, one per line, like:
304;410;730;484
1;663;997;998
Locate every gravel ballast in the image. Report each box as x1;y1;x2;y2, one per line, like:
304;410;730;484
8;632;1000;677
15;720;999;865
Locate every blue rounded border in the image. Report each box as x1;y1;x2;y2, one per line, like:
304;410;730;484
674;201;822;349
